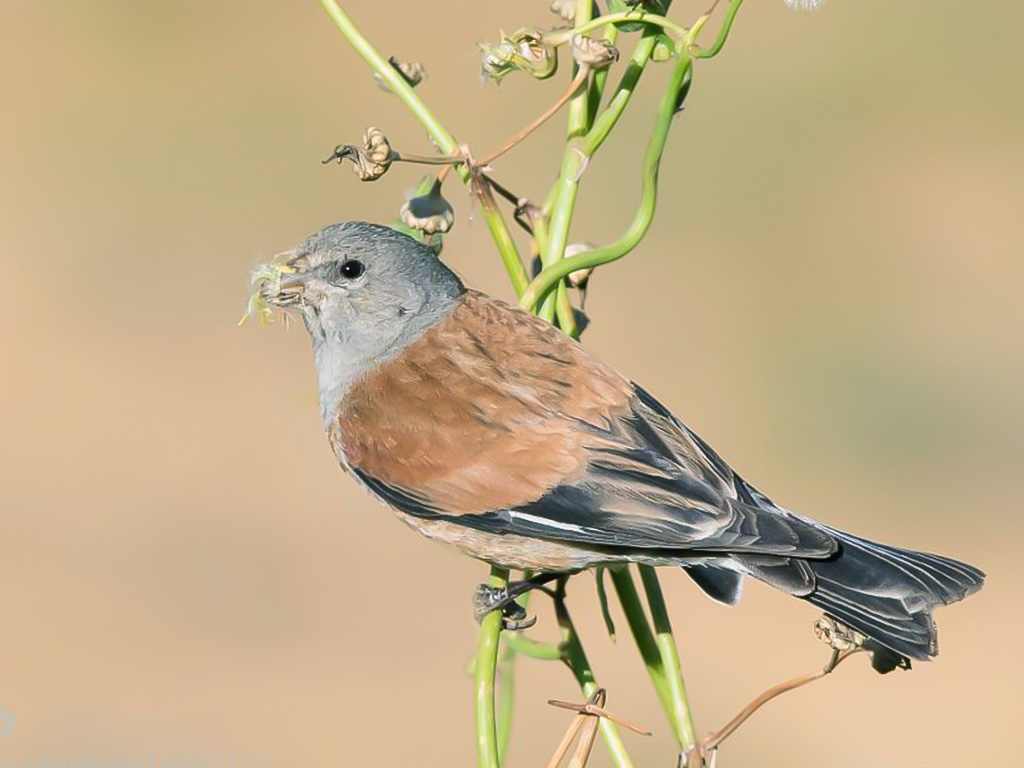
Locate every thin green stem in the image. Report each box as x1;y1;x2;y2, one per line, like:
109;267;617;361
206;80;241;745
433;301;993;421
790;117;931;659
497;642;516;763
520;49;692;312
555;587;637;768
549;11;688;44
533;30;663;314
582;27;662;156
608;567;672;705
475;565;508;768
530;214;558;324
534;0;595;333
502;634;565;661
316;0;526;294
639;566;698;749
587;25;620;126
567;0;595;140
689;0;747;59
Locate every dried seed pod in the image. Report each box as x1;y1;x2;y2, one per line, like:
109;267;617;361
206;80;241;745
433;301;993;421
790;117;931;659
510;27;556;79
359;127;392;178
550;0;600;23
323;127;393;181
563;241;595;290
399;179;454;234
374;56;426;92
549;0;576;23
571;34;619;69
814;616;866;652
479;28;556;81
479;39;519;82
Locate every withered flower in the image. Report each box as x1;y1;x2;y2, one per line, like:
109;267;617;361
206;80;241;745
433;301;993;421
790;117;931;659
374;56;426;92
323;127;393;181
549;0;576;23
480;27;557;82
563;241;595;290
479;39;519;82
571;34;619;69
814;616;866;652
550;0;601;23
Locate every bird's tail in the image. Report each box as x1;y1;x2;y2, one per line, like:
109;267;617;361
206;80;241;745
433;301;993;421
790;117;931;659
797;526;984;661
685;526;984;664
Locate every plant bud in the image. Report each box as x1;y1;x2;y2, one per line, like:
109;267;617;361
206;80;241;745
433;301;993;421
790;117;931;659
510;27;556;79
480;28;556;81
479;39;520;82
571;34;619;69
564;241;595;290
399;179;455;234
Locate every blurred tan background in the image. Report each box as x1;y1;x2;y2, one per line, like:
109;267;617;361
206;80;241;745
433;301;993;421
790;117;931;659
1;0;1021;765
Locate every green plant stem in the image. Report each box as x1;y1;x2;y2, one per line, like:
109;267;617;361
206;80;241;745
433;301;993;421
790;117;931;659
568;0;595;140
555;589;636;768
533;0;595;333
496;641;516;763
608;568;672;706
540;29;663;322
690;0;747;59
611;567;696;750
475;566;508;768
587;25;620;126
529;213;559;324
550;11;688;44
502;634;565;661
520;48;692;312
638;566;698;749
581;26;661;156
316;0;528;295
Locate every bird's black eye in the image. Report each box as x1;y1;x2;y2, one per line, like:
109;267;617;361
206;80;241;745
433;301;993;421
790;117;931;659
335;259;365;280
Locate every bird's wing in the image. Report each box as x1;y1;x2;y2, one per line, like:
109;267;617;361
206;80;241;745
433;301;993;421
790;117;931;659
333;291;835;558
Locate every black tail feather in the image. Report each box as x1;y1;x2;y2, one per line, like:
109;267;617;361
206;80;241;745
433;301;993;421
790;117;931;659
802;528;984;660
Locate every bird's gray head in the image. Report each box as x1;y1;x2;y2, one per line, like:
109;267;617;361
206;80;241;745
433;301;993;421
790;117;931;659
260;221;465;423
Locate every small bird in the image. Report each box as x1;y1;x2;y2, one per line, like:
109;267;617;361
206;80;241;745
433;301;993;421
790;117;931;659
258;221;983;666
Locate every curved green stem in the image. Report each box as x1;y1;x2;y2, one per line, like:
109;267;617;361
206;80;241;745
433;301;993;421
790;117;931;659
529;213;559;324
538;29;662;318
689;0;747;59
521;49;692;312
316;0;527;295
475;566;508;768
502;634;565;661
496;642;517;763
639;566;698;749
549;11;688;44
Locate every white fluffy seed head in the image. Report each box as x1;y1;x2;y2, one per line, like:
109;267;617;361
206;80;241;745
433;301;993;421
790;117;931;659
783;0;825;9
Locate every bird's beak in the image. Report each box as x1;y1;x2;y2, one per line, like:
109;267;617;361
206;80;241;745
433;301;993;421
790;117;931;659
255;251;309;309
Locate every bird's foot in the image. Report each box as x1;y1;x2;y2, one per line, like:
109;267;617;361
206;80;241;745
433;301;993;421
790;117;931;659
473;573;563;631
473;584;537;631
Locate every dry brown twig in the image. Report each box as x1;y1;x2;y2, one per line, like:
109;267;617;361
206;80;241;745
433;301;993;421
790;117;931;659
680;642;866;768
546;688;651;768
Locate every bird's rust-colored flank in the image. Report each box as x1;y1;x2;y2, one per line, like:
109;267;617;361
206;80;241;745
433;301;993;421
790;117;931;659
332;290;633;514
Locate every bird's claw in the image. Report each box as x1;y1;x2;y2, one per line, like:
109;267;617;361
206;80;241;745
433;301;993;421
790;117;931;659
474;584;537;631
